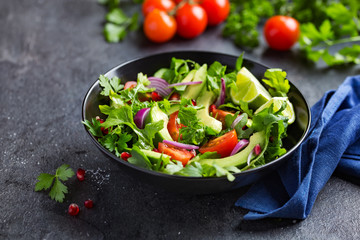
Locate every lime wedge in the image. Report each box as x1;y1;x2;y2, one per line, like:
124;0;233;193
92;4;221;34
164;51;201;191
254;97;295;124
230;67;272;109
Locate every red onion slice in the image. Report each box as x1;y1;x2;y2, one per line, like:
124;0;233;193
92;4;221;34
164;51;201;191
148;77;172;96
167;81;203;88
134;108;150;129
230;139;249;156
231;114;244;129
246;144;261;165
215;78;226;106
163;140;199;150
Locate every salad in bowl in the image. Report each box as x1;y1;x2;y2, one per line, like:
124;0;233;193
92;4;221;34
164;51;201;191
83;54;296;181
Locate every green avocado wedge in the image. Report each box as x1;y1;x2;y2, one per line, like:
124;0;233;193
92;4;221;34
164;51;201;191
197;131;266;168
149;103;173;144
182;64;207;100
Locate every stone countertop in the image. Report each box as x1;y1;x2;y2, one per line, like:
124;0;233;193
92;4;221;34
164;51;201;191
1;0;360;239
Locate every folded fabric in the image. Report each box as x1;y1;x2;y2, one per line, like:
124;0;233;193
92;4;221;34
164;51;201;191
235;75;360;220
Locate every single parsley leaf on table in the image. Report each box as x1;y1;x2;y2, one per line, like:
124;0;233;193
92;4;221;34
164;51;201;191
35;164;75;203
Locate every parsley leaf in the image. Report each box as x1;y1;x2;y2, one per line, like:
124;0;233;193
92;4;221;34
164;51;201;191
262;68;290;97
82;118;103;138
35;164;75;203
99;75;124;96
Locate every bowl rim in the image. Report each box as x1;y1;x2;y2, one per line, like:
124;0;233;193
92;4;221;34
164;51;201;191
82;50;312;181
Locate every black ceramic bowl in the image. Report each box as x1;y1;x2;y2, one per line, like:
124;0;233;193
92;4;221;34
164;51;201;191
82;51;311;194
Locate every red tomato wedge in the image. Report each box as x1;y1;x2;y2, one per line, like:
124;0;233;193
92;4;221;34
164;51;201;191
158;142;193;166
167;111;185;141
209;104;234;128
199;129;238;158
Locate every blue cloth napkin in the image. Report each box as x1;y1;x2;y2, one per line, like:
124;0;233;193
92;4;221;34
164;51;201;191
235;75;360;220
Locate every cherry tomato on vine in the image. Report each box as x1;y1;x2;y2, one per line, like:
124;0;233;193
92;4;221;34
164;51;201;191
144;9;177;43
142;0;176;16
263;15;300;51
175;3;208;39
200;0;230;26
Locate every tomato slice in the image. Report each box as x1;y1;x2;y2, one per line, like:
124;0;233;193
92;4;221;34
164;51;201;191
199;129;238;158
209;104;234;128
167;111;185;141
124;81;137;90
158;142;193;166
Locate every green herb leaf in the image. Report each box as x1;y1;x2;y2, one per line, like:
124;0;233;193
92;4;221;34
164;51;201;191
262;69;290;97
34;164;74;203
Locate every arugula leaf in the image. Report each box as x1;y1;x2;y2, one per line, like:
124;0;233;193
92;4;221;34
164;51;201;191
128;146;152;170
35;164;75;203
262;69;290;97
82;118;103;138
178;101;206;145
101;105;163;150
235;52;244;72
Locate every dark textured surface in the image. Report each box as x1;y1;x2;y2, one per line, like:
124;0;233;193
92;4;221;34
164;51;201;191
1;0;360;239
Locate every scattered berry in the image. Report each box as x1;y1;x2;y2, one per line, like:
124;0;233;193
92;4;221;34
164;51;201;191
121;152;132;161
84;199;94;209
76;168;85;181
151;91;162;101
254;144;262;155
68;203;79;216
96;116;108;135
209;104;216;113
169;92;180;101
191;99;197;106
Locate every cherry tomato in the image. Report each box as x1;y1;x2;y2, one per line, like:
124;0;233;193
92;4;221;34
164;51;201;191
209;104;234;128
200;0;230;26
175;3;208;39
144;9;177;43
142;0;175;16
158;142;193;166
199;129;238;158
124;81;137;90
167;111;185;141
263;15;300;51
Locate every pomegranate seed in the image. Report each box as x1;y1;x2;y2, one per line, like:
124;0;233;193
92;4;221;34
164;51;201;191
68;203;79;216
151;92;162;101
254;144;261;155
121;152;131;161
191;99;197;106
96;117;108;135
84;199;94;209
209;104;216;113
77;168;85;181
169;92;180;100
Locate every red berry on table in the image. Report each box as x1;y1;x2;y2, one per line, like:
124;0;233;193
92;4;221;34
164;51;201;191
68;203;79;216
84;199;94;209
121;152;132;161
76;168;85;181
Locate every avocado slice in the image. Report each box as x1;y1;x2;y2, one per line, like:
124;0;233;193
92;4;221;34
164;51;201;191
174;69;196;92
196;89;223;134
182;64;207;100
197;131;266;168
149;103;173;143
141;149;171;163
